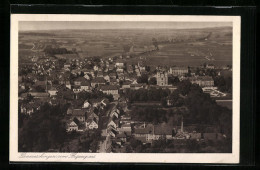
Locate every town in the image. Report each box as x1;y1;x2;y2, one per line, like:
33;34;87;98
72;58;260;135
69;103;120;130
18;28;233;153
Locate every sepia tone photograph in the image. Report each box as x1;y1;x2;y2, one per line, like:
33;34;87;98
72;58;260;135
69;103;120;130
10;15;240;163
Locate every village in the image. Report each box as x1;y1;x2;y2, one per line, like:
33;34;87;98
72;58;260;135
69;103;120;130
18;42;233;153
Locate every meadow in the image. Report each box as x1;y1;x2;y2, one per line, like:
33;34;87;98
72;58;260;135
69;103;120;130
19;27;232;66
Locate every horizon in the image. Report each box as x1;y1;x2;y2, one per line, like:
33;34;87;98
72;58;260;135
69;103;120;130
19;21;232;31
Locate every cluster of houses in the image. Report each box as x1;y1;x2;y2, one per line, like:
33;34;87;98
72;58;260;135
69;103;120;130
106;106;132;146
66;98;109;132
133;122;225;144
18;54;219;117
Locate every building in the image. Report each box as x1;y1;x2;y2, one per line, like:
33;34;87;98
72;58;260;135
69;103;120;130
156;70;168;86
28;92;49;99
66;119;79;132
91;77;106;88
80;81;91;92
127;65;134;74
70;108;88;122
168;67;188;76
47;86;58;97
74;77;87;86
115;59;124;67
188;76;214;87
86;117;98;129
134;124;175;143
100;85;119;100
138;61;146;71
206;64;215;69
82;100;91;108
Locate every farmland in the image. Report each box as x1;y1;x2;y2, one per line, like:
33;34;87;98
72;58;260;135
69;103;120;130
19;27;232;66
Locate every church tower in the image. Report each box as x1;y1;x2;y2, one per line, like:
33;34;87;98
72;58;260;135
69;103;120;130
156;70;168;86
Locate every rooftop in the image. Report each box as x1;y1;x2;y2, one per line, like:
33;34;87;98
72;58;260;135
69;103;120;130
100;85;118;91
91;77;106;83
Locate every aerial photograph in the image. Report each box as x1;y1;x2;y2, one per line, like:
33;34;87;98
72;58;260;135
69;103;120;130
18;21;233;153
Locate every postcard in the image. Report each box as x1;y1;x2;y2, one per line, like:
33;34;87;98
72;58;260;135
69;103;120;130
10;14;240;163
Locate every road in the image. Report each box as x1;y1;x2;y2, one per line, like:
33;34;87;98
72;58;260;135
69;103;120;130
97;135;111;153
97;102;117;152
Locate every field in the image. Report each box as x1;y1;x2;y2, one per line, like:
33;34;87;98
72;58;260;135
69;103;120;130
19;27;232;66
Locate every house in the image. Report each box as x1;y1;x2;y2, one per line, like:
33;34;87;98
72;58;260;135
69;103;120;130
108;120;117;129
120;124;131;131
89;98;103;108
100;85;118;95
19;92;28;100
34;80;47;89
66;119;79;132
134;124;154;143
116;68;124;73
91;77;106;88
153;125;174;140
108;64;115;71
20;104;35;115
82;100;91;108
117;73;124;80
81;68;92;75
28;92;49;99
86;118;98;129
109;78;118;86
72;86;82;93
65;81;72;89
97;71;103;77
108;118;119;129
134;124;174;142
120;115;132;124
110;110;119;118
138;61;146;71
74;77;87;86
115;59;124;67
100;85;119;100
64;62;71;69
20;101;42;115
168;66;188;76
70;108;88;122
87;112;99;122
107;127;118;137
80;81;91;92
127;65;134;74
93;65;99;71
101;98;109;108
47;86;58;97
206;64;215;69
109;73;117;79
116;133;127;142
130;83;145;90
122;81;131;89
84;74;91;80
103;74;110;82
188;76;214;87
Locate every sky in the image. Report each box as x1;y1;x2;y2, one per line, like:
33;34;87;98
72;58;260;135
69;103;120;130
19;21;232;31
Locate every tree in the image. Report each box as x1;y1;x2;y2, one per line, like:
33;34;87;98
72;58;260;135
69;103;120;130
168;76;180;85
177;80;192;96
137;74;148;84
148;77;157;85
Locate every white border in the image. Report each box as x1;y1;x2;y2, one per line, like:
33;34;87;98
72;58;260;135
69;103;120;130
10;14;240;163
